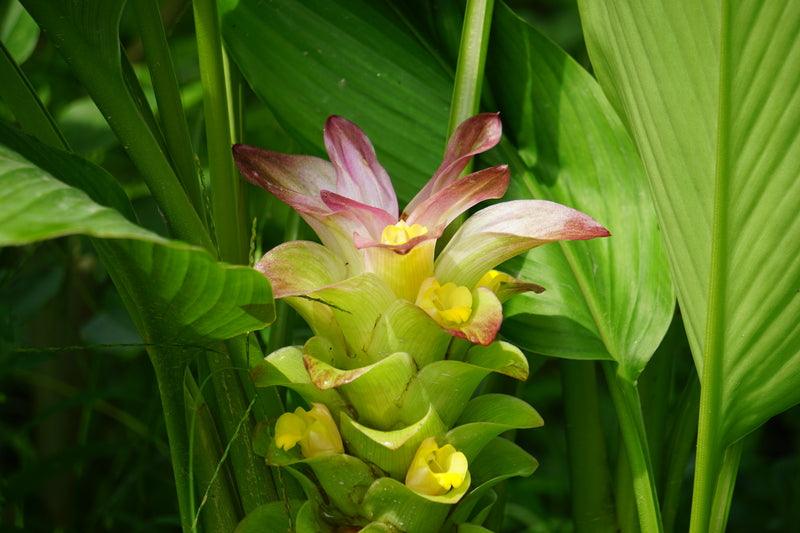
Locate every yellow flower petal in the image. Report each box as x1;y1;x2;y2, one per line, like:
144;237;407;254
476;269;514;293
380;220;428;246
405;437;470;496
416;278;473;328
274;412;307;451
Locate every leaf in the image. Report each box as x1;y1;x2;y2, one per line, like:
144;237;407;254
445;437;538;529
485;2;674;381
235;500;304;533
0;0;39;64
578;0;800;444
447;394;543;461
0;123;274;340
361;476;465;533
219;0;452;203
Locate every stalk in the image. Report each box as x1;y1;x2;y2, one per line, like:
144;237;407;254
132;0;204;217
0;43;68;149
708;441;743;532
661;378;700;533
602;362;663;533
689;0;733;529
193;0;248;264
447;0;495;139
561;360;617;533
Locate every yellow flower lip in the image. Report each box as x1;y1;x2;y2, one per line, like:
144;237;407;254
476;269;514;293
274;403;343;458
380;220;428;246
416;278;473;327
405;437;468;496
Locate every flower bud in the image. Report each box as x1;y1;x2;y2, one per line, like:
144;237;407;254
405;437;468;496
275;403;344;458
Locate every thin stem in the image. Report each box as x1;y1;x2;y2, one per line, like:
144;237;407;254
602;362;664;533
0;42;69;149
448;0;495;139
661;377;699;533
184;374;241;533
193;0;248;264
690;0;733;529
708;441;743;533
561;360;617;533
132;0;205;218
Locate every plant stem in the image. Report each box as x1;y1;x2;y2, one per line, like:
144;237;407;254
661;377;700;533
448;0;495;139
690;0;732;529
185;374;241;532
602;362;663;533
561;360;617;533
132;0;205;218
708;441;743;533
193;0;248;264
0;43;68;149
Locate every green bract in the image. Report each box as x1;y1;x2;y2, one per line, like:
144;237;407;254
241;114;609;531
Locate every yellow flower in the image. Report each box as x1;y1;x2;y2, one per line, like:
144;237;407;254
416;278;473;327
380;220;428;246
405;437;468;496
274;403;343;458
476;269;514;293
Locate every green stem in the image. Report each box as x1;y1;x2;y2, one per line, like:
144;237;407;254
561;360;617;533
448;0;495;138
193;0;248;264
185;374;241;533
132;0;204;217
602;362;663;533
708;441;743;533
205;344;276;512
661;377;700;533
0;42;68;149
148;350;194;533
690;0;732;529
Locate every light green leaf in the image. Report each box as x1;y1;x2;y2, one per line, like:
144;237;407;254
0;124;274;340
305;454;376;517
465;341;529;381
219;0;451;203
486;2;674;381
578;0;800;445
0;0;39;64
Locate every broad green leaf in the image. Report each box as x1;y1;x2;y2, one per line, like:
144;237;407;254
0;0;39;64
0;124;274;340
486;2;674;381
578;0;800;445
219;0;452;203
